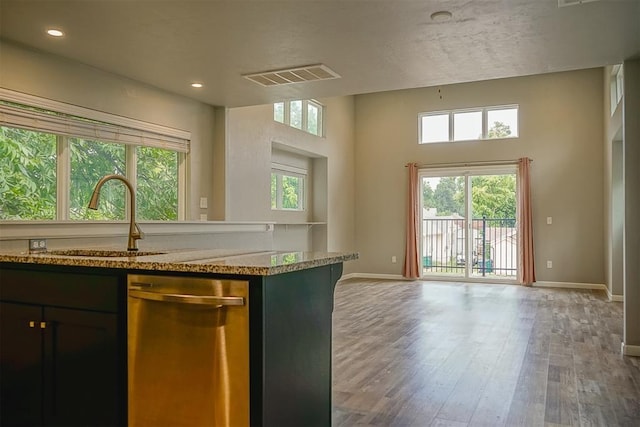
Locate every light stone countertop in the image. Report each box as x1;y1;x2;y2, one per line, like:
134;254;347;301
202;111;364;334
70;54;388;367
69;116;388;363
0;248;358;276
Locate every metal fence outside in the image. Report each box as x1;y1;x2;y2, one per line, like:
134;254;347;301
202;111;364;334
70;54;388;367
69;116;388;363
422;217;517;278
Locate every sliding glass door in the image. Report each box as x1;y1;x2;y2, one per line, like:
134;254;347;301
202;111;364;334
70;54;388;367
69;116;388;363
420;166;518;281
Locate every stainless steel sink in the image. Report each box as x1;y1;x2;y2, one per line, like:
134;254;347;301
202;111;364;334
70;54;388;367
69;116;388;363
48;249;167;257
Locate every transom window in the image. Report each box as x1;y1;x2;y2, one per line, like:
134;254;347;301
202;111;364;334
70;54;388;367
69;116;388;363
610;64;624;114
0;90;188;221
273;99;324;137
419;105;518;144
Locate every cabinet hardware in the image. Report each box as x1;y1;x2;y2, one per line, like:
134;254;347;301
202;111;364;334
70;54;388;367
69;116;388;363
40;321;47;329
29;321;35;328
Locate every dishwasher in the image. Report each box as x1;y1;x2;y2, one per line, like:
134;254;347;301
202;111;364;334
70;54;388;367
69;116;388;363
127;274;249;427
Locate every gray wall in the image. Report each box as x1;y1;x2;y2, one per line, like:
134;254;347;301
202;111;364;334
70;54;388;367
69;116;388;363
352;69;605;284
623;58;640;348
225;99;356;262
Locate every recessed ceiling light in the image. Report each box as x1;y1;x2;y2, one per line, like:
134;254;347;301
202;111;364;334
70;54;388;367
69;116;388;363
430;11;453;22
191;83;203;88
46;29;64;37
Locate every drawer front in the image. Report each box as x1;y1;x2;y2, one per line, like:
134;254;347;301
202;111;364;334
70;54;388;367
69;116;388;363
0;268;120;312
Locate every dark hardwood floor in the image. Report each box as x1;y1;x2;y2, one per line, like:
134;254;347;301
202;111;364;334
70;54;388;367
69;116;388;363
332;280;640;427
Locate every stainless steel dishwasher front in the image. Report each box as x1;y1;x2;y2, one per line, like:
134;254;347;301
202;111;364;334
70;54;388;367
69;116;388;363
127;274;249;427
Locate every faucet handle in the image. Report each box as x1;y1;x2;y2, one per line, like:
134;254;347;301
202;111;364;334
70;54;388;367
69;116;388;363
133;222;145;240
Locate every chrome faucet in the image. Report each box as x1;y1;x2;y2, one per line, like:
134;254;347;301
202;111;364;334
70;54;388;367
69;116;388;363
88;174;144;251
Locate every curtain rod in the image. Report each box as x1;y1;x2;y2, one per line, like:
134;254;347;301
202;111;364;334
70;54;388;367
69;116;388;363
405;158;532;169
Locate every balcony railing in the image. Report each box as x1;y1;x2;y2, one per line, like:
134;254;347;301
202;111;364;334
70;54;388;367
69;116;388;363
422;217;517;277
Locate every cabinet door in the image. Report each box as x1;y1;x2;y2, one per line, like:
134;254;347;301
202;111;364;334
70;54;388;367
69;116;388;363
0;302;44;427
42;307;119;427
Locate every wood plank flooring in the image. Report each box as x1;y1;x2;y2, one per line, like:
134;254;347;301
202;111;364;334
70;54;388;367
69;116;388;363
332;280;640;426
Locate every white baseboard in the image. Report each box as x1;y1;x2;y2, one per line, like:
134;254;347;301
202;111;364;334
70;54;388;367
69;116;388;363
621;343;640;357
606;288;624;302
340;276;613;294
339;273;412;282
534;281;606;291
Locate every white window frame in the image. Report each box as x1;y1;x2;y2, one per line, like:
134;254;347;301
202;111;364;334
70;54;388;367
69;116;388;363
273;99;325;137
610;64;624;115
0;89;189;221
419;104;519;144
271;163;307;211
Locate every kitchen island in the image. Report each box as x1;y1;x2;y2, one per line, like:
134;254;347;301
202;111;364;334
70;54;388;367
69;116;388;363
0;248;357;427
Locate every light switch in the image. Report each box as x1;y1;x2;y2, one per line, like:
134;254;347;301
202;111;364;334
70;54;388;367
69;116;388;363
547;260;553;269
199;197;208;209
547;217;552;225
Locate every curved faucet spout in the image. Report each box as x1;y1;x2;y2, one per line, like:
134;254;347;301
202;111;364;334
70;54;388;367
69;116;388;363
88;174;144;251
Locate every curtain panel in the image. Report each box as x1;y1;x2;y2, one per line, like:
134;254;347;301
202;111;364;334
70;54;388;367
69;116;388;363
403;163;421;279
518;157;536;285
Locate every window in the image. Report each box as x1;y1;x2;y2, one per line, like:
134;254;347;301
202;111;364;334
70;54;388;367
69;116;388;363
290;100;303;129
272;99;324;136
136;146;179;220
0;89;189;221
274;102;285;123
69;138;126;220
271;166;306;211
487;107;518;138
453;111;482;141
0;127;57;220
610;64;624;114
421;113;449;143
419;105;518;144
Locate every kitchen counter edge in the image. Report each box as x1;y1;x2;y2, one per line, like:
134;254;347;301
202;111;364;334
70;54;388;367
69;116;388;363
0;249;359;276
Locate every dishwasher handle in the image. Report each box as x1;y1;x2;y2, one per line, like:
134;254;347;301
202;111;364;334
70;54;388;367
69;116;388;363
129;289;245;306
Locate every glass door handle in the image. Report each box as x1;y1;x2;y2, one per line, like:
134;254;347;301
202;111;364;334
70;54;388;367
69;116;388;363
129;289;244;306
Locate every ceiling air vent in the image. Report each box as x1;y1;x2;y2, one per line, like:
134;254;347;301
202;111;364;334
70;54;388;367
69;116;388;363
243;64;341;87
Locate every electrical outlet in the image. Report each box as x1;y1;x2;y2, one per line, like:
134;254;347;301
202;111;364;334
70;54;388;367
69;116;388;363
199;197;208;209
547;217;553;225
391;256;397;263
29;238;47;253
547;260;553;269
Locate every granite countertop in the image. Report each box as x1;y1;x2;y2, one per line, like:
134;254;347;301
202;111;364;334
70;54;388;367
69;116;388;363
0;248;358;276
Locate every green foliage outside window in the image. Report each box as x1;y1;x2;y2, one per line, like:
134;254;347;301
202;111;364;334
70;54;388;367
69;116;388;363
488;121;512;138
1;125;179;221
282;175;302;209
271;172;304;210
0;127;57;220
423;174;516;219
70;138;126;220
271;173;277;209
137;146;178;220
470;175;516;219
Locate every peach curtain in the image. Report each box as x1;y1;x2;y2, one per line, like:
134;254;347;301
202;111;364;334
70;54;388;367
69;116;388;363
517;158;535;285
403;163;421;279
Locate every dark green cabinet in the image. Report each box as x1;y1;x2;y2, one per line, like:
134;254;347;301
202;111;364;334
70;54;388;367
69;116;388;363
0;267;125;427
0;302;42;426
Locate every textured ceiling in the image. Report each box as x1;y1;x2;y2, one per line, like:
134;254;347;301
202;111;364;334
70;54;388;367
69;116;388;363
1;0;639;107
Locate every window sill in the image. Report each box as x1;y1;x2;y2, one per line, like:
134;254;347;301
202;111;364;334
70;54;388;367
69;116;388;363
0;221;275;240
